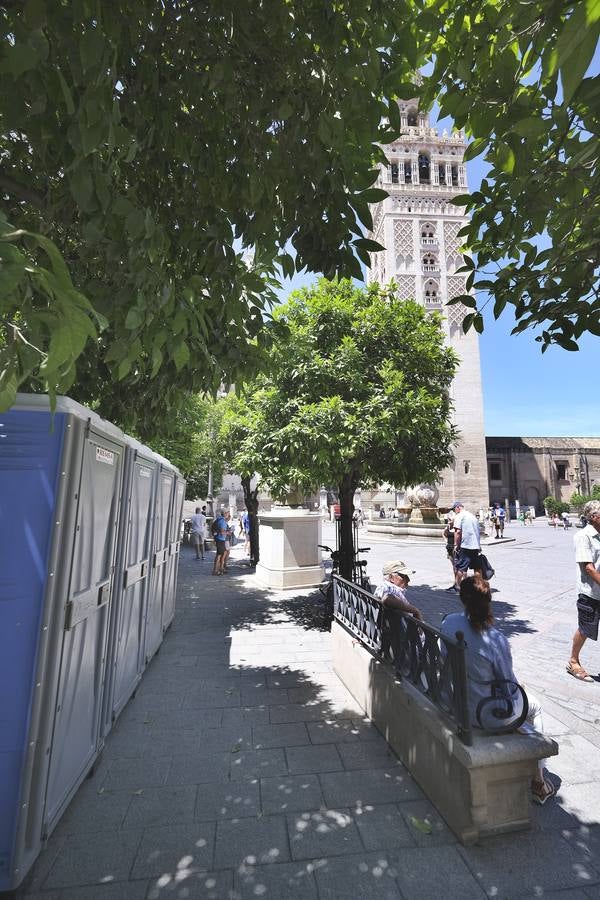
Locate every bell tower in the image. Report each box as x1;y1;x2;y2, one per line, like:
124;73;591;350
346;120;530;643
367;102;489;511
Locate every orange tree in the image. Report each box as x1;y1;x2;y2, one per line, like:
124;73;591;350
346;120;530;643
237;279;457;580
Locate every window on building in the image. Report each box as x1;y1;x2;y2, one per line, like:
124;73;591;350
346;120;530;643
407;108;418;126
556;462;567;481
418;152;431;184
404;160;412;183
490;462;502;482
391;163;399;184
451;164;459;186
439;164;446;185
464;460;471;475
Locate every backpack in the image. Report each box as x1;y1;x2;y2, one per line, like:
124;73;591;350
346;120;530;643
476;552;495;580
210;517;221;538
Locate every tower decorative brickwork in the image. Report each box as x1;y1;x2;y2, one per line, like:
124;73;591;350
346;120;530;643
367;102;489;510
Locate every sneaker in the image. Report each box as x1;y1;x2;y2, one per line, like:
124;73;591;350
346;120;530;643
446;584;459;592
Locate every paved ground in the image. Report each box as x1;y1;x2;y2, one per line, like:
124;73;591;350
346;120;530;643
16;520;600;900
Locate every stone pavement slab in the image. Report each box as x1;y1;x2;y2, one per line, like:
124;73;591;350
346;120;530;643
14;531;600;900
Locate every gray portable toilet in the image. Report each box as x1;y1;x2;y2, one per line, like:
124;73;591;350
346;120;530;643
143;462;176;662
162;475;186;632
101;439;158;735
0;395;126;891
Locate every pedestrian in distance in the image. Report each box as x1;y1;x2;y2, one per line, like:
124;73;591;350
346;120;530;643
374;561;422;619
566;499;600;683
190;506;206;560
452;501;483;586
211;510;228;575
493;502;506;539
443;513;459;592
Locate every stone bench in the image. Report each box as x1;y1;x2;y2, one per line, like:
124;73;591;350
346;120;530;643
332;619;558;845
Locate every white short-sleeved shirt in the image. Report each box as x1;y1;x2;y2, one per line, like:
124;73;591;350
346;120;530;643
574;524;600;601
190;513;206;535
453;509;481;550
374;580;408;604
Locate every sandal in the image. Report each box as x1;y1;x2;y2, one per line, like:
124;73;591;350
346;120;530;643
531;779;555;806
566;663;594;683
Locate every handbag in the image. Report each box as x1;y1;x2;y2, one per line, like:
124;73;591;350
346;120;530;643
476;552;495;580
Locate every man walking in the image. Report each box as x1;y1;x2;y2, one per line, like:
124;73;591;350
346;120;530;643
190;506;206;559
493;502;506;538
211;509;228;575
452;501;482;586
567;499;600;683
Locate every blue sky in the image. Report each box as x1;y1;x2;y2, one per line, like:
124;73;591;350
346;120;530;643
274;118;599;439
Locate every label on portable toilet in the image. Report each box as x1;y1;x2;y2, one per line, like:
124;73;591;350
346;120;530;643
96;446;114;465
139;466;151;478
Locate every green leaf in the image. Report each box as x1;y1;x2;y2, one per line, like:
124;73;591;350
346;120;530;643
56;68;75;115
409;816;433;835
586;0;600;23
463;138;487;162
359;188;389;203
495;143;515;173
173;340;190;371
560;25;599;104
511;118;548;140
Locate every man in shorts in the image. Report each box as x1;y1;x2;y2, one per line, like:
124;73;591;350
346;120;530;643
567;499;600;682
212;510;228;576
452;501;482;586
190;506;206;559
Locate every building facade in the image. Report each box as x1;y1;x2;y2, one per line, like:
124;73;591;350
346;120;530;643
366;102;489;510
486;437;600;512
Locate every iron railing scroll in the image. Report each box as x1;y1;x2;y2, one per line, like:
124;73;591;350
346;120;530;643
333;575;473;746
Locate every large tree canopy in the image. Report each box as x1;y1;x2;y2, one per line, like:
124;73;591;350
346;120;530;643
1;1;597;430
0;0;415;423
236;279;457;578
421;0;600;350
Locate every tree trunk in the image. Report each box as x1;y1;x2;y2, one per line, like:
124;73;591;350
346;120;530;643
242;475;260;566
338;474;355;581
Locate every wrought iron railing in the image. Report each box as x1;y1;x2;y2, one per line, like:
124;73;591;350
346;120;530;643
333;575;472;745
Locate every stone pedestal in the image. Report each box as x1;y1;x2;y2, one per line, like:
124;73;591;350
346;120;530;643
255;508;323;589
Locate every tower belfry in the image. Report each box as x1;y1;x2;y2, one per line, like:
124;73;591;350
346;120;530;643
367;101;489;510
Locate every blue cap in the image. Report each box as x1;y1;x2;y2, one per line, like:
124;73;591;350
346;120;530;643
451;501;464;510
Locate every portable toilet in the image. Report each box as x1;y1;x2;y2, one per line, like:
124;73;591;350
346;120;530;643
144;461;178;663
0;395;126;891
161;474;186;633
101;438;159;736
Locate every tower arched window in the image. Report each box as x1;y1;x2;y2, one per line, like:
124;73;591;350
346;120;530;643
404;160;412;183
423;279;440;304
407;108;418;126
451;164;459;186
418;152;431;184
438;164;446;185
421;222;435;241
391;162;399;184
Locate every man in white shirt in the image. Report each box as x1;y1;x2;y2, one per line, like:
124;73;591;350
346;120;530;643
374;561;422;619
190;506;207;560
452;501;482;586
567;499;600;682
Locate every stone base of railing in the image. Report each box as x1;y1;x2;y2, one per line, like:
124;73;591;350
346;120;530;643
332;621;558;845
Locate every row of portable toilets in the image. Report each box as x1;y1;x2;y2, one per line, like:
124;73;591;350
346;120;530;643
0;394;185;891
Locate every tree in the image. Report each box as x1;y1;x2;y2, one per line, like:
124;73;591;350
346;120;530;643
421;0;600;350
543;496;570;517
148;394;226;501
218;393;264;566
239;279;457;580
569;485;600;510
0;0;418;422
